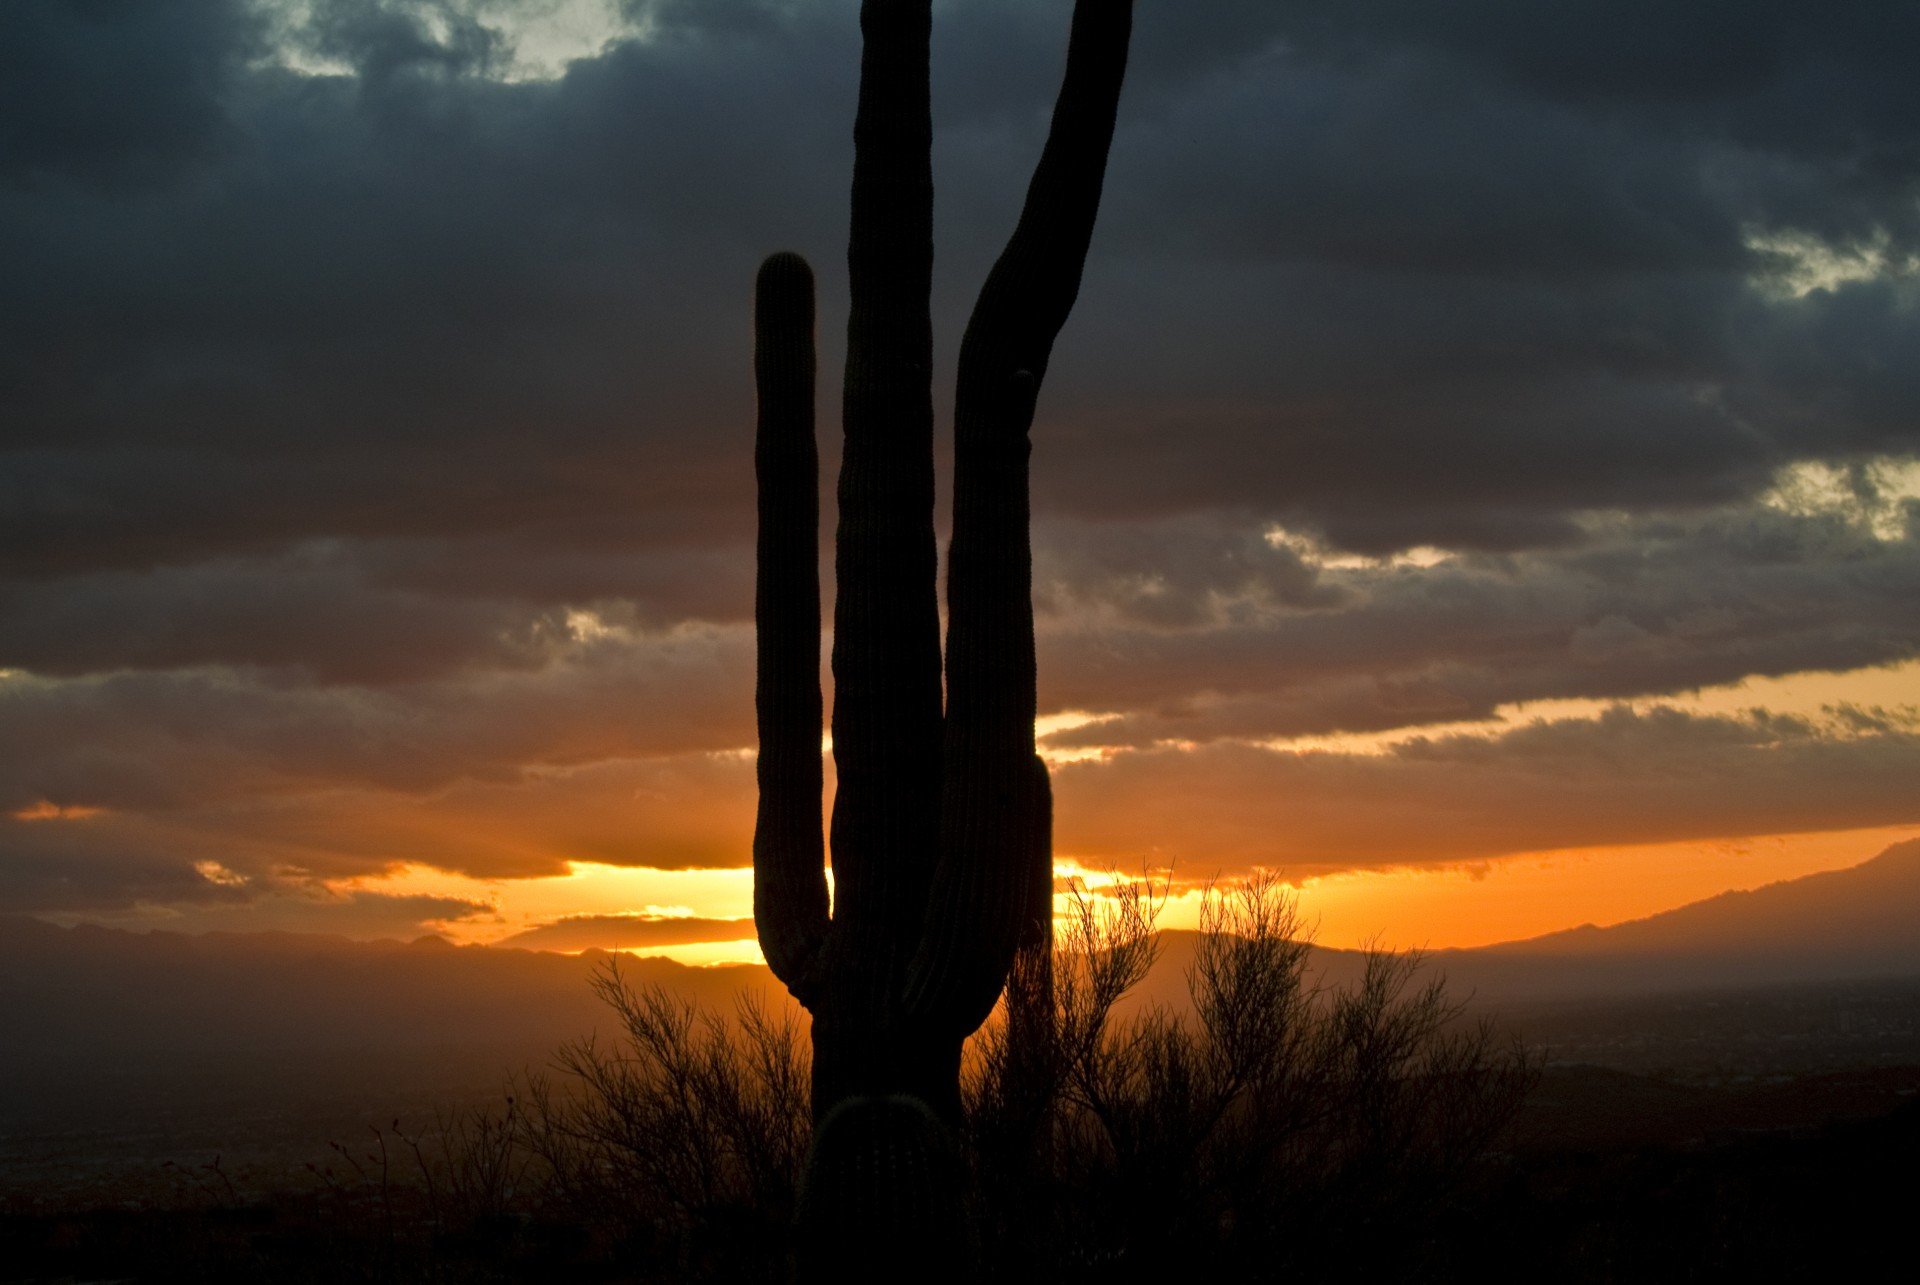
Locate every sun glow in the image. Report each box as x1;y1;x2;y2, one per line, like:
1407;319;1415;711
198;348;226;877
1263;525;1453;570
331;860;758;959
1035;710;1111;765
616;940;767;967
10;801;105;822
194;860;249;888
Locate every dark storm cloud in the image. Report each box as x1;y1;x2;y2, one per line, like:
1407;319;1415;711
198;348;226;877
1281;0;1920;176
5;0;1915;594
0;547;537;683
1;0;856;590
0;536;754;681
1030;2;1920;548
0;0;261;189
5;0;1913;606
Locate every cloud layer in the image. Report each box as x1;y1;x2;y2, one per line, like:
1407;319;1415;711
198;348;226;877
4;1;1917;932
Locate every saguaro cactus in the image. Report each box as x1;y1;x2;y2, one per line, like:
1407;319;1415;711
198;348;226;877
753;0;1131;1261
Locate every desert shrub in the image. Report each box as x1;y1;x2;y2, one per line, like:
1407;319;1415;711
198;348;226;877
963;873;1535;1281
496;875;1531;1281
518;975;810;1280
392;1096;533;1233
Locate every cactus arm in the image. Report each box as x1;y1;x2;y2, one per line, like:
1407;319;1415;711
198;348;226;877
907;0;1134;1034
958;0;1135;385
830;0;945;1010
752;252;831;999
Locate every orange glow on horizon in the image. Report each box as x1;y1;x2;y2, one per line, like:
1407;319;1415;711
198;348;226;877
322;822;1920;966
334;860;758;960
1057;823;1920;951
609;939;766;967
1283;824;1920;950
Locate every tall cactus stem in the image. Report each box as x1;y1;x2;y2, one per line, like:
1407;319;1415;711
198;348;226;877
820;0;946;1103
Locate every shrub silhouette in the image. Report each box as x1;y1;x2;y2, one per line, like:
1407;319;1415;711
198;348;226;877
523;981;810;1279
749;2;1132;1261
968;874;1534;1279
518;878;1532;1281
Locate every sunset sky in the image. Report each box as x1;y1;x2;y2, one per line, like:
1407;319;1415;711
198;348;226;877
4;0;1918;964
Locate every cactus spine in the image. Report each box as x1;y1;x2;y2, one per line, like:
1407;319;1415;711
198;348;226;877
753;0;1131;1260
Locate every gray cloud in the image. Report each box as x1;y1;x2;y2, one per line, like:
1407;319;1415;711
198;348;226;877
1054;705;1920;876
0;624;755;816
137;886;496;938
0;805;494;926
7;0;1917;594
1034;513;1346;629
1038;491;1920;744
0;537;755;682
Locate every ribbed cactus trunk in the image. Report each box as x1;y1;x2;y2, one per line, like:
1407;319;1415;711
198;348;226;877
753;0;1131;1271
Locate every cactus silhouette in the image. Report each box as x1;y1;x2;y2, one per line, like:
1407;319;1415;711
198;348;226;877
753;0;1131;1268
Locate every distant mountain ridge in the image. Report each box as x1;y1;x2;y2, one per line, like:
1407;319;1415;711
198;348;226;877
1429;839;1920;1001
6;840;1918;1083
1488;839;1920;957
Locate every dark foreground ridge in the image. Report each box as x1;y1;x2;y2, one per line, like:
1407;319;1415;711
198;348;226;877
3;1056;1916;1282
7;888;1920;1281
